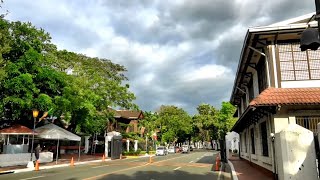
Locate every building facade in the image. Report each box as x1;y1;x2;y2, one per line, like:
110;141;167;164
230;13;320;178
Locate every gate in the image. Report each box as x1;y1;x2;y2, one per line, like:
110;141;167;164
111;135;122;159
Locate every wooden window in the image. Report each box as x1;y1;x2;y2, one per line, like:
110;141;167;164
278;43;320;81
245;132;247;153
260;121;269;157
248;77;254;101
257;56;268;93
251;128;255;154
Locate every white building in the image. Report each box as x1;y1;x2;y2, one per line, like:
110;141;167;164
230;13;320;180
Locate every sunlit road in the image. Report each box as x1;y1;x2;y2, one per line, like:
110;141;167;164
0;150;223;180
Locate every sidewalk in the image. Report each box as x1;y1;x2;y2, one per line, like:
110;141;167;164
0;154;107;174
0;153;152;174
228;154;273;180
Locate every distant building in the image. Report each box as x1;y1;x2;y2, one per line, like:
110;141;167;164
107;108;144;134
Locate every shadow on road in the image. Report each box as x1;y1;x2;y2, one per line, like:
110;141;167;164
96;170;218;180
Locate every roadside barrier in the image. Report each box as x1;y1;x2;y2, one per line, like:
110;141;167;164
35;160;39;171
70;157;74;167
215;154;220;171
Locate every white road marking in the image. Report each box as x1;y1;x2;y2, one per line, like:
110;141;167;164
217;162;222;180
92;165;109;169
19;176;45;180
196;157;200;159
189;161;193;163
174;167;181;170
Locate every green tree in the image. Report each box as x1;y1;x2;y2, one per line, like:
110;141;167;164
0;18;138;136
192;103;218;142
157;105;192;144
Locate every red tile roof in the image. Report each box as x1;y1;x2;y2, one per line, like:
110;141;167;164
0;124;34;135
249;88;320;106
107;107;143;119
116;110;143;119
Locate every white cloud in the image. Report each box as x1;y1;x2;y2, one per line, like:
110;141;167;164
184;65;232;82
2;0;315;113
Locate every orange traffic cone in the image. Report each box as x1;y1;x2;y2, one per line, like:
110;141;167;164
70;157;74;167
149;156;153;163
102;154;105;162
35;160;40;171
215;155;220;171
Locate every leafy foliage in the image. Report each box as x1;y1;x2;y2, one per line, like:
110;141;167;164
0;18;137;135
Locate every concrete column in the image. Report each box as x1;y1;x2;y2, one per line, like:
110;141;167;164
105;136;108;158
84;136;90;154
126;140;130;152
134;140;138;152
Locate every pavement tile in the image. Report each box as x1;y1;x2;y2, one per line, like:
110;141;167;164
228;155;273;180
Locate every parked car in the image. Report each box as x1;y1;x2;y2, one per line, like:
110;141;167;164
156;146;167;156
182;145;189;153
168;146;175;153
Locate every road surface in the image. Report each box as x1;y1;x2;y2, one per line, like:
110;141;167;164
0;150;226;180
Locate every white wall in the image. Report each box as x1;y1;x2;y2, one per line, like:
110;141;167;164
281;80;320;88
275;124;317;180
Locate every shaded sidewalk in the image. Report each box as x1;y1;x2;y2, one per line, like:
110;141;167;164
228;155;274;180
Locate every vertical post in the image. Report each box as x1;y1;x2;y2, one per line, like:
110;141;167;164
134;140;138;152
126;139;130;152
30;117;36;161
315;0;320;34
105;136;108;158
271;133;277;180
22;135;25;144
145;135;148;153
56;138;59;164
78;140;81;162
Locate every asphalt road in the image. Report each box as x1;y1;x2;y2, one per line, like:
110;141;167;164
0;150;221;180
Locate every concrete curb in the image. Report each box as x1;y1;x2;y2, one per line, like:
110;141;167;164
228;160;239;180
2;159;111;174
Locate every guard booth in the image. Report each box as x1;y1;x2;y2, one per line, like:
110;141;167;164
111;135;122;159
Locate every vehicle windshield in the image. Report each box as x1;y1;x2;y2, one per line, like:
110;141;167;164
157;147;164;150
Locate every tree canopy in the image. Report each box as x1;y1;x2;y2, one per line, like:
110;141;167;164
0;18;137;135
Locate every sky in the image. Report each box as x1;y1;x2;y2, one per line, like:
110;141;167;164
1;0;315;114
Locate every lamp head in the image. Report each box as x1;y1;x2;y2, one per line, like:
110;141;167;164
32;109;39;118
300;27;320;51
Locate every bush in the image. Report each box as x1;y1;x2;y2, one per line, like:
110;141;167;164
122;149;142;156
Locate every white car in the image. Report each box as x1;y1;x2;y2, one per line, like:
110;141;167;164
156;146;167;156
182;145;189;153
167;146;175;153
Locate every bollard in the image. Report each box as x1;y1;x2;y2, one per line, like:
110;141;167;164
120;154;122;159
102;154;105;162
35;160;40;171
70;157;74;167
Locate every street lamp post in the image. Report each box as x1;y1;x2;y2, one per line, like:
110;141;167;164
30;109;39;161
